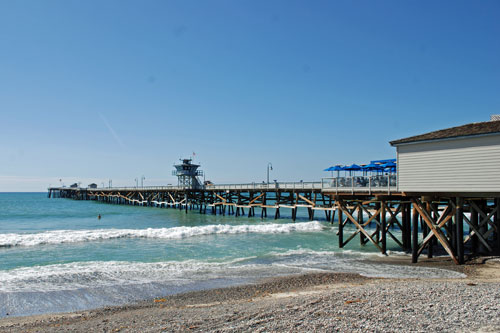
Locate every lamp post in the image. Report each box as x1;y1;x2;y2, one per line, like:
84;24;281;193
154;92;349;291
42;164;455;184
267;162;273;184
141;175;145;188
135;178;138;188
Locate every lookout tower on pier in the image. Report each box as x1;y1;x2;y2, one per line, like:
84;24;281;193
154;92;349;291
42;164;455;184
172;159;204;189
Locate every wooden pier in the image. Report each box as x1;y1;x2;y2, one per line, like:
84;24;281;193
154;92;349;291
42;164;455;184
48;182;500;265
48;119;500;264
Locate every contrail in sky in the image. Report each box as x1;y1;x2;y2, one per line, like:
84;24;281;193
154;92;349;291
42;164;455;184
99;113;125;149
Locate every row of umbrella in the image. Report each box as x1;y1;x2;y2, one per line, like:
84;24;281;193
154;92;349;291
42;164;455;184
324;161;396;176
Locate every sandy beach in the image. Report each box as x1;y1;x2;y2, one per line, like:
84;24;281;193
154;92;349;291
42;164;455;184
1;257;499;332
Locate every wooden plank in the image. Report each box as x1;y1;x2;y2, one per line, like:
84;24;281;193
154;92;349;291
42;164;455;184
298;194;315;207
249;193;265;205
312;207;336;211
216;194;227;203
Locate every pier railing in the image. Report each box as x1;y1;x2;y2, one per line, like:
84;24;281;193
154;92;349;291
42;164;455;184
60;182;325;192
51;176;397;193
321;175;397;193
207;181;323;190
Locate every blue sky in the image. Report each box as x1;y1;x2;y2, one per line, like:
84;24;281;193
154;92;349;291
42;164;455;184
1;0;499;191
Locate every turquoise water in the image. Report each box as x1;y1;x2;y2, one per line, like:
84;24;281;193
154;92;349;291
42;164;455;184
0;193;463;317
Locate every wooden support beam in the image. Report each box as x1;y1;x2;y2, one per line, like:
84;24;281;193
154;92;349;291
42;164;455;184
496;198;500;254
416;204;455;258
456;197;464;264
463;211;493;253
461;200;493;253
401;203;411;252
298;194;315;207
412;202;419;263
470;203;479;256
337;201;385;253
216;194;227;203
426;201;433;259
381;201;386;254
412;198;459;265
359;204;366;246
338;203;343;248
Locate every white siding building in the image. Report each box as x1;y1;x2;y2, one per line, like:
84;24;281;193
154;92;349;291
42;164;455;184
390;120;500;194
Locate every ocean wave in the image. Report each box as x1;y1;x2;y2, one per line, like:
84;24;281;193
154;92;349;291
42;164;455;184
0;254;465;318
0;221;324;247
0;258;307;293
0;253;465;294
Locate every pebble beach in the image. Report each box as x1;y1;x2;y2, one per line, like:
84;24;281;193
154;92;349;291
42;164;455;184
1;257;499;332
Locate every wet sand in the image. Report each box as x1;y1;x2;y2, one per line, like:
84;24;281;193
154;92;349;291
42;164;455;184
1;256;499;332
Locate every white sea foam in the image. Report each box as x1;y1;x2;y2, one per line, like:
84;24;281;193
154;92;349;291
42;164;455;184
0;260;229;292
0;221;324;247
265;248;465;279
0;250;465;317
0;250;464;294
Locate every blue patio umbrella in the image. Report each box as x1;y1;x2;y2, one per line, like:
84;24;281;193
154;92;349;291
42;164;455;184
362;163;384;175
362;163;382;170
381;161;397;173
343;164;362;176
324;165;343;177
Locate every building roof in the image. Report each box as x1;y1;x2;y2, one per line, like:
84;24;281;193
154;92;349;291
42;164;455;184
390;120;500;146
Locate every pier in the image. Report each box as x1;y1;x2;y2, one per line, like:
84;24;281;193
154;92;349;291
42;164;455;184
48;119;500;264
48;177;500;265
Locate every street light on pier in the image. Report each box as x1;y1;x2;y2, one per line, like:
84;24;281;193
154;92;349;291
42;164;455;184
134;178;138;188
267;162;273;184
141;175;145;188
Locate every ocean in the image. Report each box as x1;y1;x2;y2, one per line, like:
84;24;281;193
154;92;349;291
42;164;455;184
0;192;464;318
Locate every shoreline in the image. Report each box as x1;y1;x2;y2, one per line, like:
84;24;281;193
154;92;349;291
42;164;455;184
1;257;499;332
